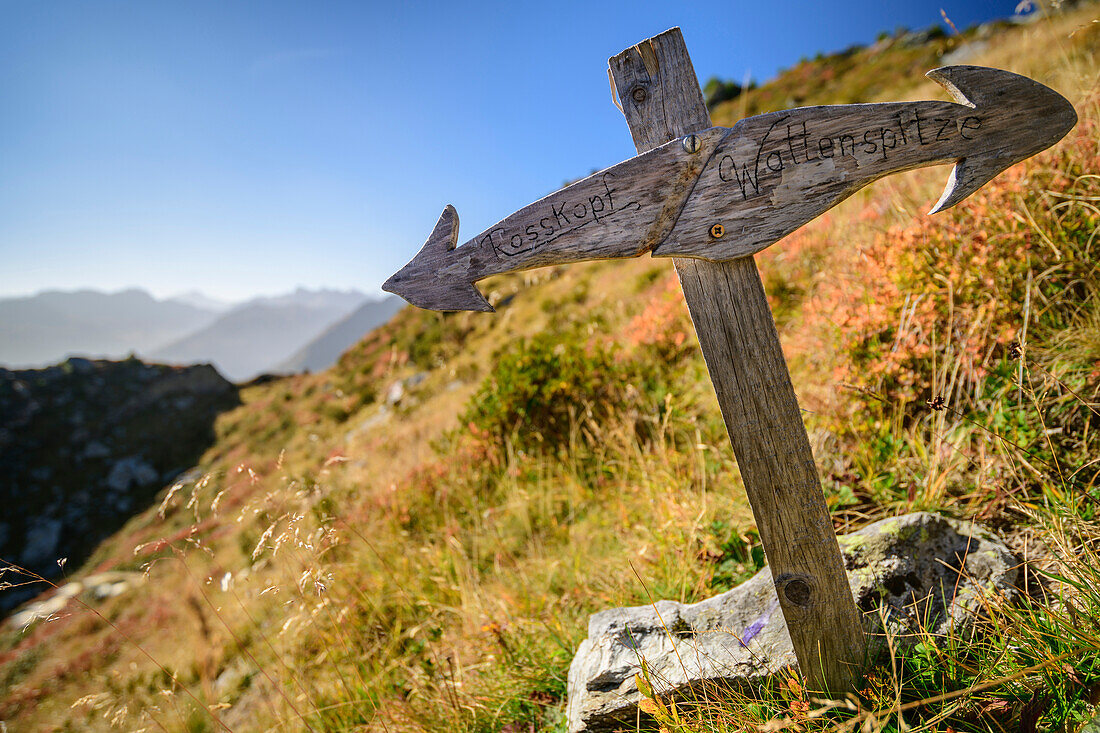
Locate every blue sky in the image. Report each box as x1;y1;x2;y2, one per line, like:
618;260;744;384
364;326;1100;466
0;0;1016;303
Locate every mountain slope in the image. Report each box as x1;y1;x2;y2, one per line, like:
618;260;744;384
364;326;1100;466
2;9;1098;731
275;295;404;373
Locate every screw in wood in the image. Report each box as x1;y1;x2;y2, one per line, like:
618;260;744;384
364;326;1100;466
709;223;724;238
631;85;647;103
682;134;700;153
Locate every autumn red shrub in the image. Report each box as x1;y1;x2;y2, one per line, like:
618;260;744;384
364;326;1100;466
809;98;1100;414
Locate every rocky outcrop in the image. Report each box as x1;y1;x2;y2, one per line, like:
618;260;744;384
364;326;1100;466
0;357;238;612
567;513;1019;732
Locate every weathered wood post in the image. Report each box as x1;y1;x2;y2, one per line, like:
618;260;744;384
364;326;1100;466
383;27;1076;694
608;28;865;692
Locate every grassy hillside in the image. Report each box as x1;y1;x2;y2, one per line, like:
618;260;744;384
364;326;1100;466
3;6;1100;731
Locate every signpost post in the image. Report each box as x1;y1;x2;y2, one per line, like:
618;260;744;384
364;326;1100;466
608;29;866;693
383;28;1076;693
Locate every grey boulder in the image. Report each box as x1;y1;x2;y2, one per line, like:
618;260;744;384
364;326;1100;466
566;512;1019;732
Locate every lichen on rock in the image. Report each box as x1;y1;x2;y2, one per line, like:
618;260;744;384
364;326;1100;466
566;512;1019;732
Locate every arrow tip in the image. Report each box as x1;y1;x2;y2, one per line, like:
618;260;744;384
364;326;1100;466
383;206;495;313
925;65;1077;214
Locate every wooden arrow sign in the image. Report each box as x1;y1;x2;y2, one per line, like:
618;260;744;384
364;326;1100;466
382;33;1076;697
384;65;1075;312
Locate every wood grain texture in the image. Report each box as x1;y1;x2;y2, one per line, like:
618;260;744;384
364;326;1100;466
381;127;727;311
609;28;866;693
659;66;1075;260
384;64;1074;312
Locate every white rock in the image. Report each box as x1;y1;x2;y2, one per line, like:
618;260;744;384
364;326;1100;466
567;512;1019;732
385;381;405;404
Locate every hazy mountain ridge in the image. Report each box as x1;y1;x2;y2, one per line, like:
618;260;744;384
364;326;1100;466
275;295;404;373
0;289;220;367
2;287;377;382
166;290;233;312
150;288;373;381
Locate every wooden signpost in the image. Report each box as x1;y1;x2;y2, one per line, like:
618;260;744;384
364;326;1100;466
384;29;1076;692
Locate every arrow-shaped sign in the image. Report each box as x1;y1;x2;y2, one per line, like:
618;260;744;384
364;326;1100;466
381;33;1078;697
383;65;1075;312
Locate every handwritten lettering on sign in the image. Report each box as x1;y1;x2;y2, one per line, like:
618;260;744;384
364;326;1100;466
483;175;641;259
482;107;986;265
384;66;1076;312
717;110;982;201
657;97;1008;260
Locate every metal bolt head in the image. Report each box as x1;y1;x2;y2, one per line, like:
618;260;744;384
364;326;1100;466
631;85;647;103
710;223;725;238
682;134;700;154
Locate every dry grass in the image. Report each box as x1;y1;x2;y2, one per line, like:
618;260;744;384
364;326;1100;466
3;5;1100;731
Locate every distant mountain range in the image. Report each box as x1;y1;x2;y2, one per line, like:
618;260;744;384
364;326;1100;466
166;290;233;313
0;289;221;367
276;296;405;374
150;289;385;381
1;287;405;381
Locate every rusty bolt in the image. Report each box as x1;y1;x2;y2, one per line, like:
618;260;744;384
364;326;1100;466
710;223;725;238
682;134;700;153
631;85;647;103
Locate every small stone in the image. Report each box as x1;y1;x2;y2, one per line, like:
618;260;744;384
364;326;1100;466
7;581;82;629
385;381;404;404
214;658;256;697
105;456;158;492
66;357;95;374
83;440;111;459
